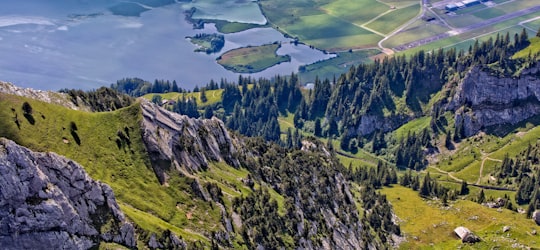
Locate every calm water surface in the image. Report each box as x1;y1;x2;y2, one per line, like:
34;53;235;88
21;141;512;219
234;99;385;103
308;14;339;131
0;1;333;90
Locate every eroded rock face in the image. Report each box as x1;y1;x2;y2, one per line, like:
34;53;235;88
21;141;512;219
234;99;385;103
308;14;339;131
0;138;136;249
448;64;540;136
140;100;240;183
355;114;410;136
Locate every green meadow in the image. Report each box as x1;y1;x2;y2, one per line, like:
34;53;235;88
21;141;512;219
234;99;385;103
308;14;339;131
217;43;290;73
381;185;539;249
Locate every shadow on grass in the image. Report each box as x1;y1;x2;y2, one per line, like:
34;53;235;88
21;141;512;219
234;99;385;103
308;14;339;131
485;114;540;137
23;114;35;125
71;131;81;145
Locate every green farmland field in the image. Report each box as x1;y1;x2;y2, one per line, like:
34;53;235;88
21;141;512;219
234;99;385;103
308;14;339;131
285;14;372;41
259;0;406;50
321;0;388;25
383;19;450;48
366;3;421;35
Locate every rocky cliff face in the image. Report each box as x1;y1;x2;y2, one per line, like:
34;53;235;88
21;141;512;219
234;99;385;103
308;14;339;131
448;63;540;136
140;100;240;183
0;138;136;249
355;114;410;136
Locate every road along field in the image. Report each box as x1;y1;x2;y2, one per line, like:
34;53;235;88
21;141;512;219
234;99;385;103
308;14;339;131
388;0;540;53
258;0;421;51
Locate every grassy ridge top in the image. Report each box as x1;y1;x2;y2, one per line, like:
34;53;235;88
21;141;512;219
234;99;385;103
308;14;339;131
142;89;223;107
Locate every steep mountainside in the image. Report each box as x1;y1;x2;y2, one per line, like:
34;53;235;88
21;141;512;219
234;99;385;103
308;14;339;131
447;63;540;136
139;100;394;249
0;85;398;249
0;138;135;249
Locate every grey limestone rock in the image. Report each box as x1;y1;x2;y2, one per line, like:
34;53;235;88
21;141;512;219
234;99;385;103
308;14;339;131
533;210;540;225
448;64;540;136
0;138;136;249
140;100;240;181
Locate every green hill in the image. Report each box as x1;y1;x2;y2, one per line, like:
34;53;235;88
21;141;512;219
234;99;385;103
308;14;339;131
0;93;219;245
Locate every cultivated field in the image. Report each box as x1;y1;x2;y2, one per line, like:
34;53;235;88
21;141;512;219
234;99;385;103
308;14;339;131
259;0;420;51
366;4;421;35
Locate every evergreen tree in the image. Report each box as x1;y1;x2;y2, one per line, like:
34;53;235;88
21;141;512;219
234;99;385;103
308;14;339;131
314;118;322;137
204;106;214;119
478;189;485;204
151;95;162;105
460;180;469;195
420;173;432;197
200;88;208;103
172;80;179;92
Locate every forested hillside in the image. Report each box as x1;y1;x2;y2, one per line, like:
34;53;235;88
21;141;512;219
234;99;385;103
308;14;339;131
106;29;540;248
0;87;404;249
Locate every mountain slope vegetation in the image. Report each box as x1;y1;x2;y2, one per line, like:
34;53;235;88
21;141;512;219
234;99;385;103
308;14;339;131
0;87;402;248
105;31;540;248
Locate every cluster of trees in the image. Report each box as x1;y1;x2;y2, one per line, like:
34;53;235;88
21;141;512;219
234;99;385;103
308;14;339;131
60;87;134;112
400;171;457;205
189;33;225;54
493;143;540;216
172;95;200;118
222;75;301;142
348;161;398;188
231;138;399;248
395;129;433;170
111;78;183;97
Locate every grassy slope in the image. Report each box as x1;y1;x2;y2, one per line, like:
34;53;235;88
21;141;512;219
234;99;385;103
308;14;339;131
514;37;540;59
0;93;254;245
381;185;539;249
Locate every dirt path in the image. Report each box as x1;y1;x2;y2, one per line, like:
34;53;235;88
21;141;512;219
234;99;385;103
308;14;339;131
428;165;463;182
476;156;502;185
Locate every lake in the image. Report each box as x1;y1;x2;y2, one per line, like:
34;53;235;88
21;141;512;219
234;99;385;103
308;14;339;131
0;1;334;91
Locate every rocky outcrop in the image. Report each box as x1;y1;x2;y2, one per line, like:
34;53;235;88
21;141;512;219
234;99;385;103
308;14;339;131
355;114;410;136
448;63;540;136
0;81;90;111
140;100;240;183
533;210;540;225
454;226;480;243
0;138;136;249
